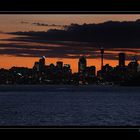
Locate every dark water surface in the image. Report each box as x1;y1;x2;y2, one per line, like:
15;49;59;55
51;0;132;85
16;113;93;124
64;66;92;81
0;85;140;126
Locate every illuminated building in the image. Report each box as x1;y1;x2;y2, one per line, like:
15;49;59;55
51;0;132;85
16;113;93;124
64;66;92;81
56;61;63;69
78;56;87;74
39;56;45;72
128;56;139;73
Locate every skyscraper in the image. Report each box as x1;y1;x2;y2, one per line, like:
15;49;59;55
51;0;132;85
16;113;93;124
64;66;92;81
78;56;87;74
56;61;63;69
128;56;139;73
33;62;40;72
86;66;96;77
39;56;45;72
119;53;125;67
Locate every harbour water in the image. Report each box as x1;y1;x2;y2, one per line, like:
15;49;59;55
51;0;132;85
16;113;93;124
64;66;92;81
0;85;140;126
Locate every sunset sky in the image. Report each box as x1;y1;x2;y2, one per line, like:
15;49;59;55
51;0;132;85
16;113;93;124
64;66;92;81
0;14;140;73
1;14;140;32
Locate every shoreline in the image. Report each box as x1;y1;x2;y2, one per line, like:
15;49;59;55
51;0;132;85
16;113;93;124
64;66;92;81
0;84;139;92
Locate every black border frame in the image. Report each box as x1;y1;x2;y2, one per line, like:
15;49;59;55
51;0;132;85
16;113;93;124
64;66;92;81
0;10;140;133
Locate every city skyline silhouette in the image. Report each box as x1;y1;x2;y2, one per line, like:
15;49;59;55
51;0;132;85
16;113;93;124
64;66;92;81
0;14;140;73
0;50;139;86
1;14;140;128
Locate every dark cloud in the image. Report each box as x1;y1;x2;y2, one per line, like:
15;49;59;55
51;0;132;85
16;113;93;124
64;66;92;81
21;21;29;24
32;22;49;26
32;22;63;27
0;41;139;60
3;19;140;59
0;41;97;58
12;19;140;48
20;21;63;27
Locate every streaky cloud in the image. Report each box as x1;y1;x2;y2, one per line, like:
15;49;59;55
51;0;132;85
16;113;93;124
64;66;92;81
11;19;140;49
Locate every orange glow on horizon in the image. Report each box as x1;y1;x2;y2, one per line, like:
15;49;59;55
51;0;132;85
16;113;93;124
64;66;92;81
0;55;131;73
0;14;140;73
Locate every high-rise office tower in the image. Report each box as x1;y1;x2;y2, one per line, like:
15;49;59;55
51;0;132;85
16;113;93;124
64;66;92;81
119;53;125;67
128;56;139;73
33;62;40;71
86;66;96;77
56;61;63;69
39;56;45;72
78;56;87;73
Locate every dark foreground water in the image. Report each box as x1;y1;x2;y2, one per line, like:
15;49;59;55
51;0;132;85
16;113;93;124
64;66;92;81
0;85;140;126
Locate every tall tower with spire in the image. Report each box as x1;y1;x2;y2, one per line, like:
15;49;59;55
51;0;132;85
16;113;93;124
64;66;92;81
100;47;104;70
